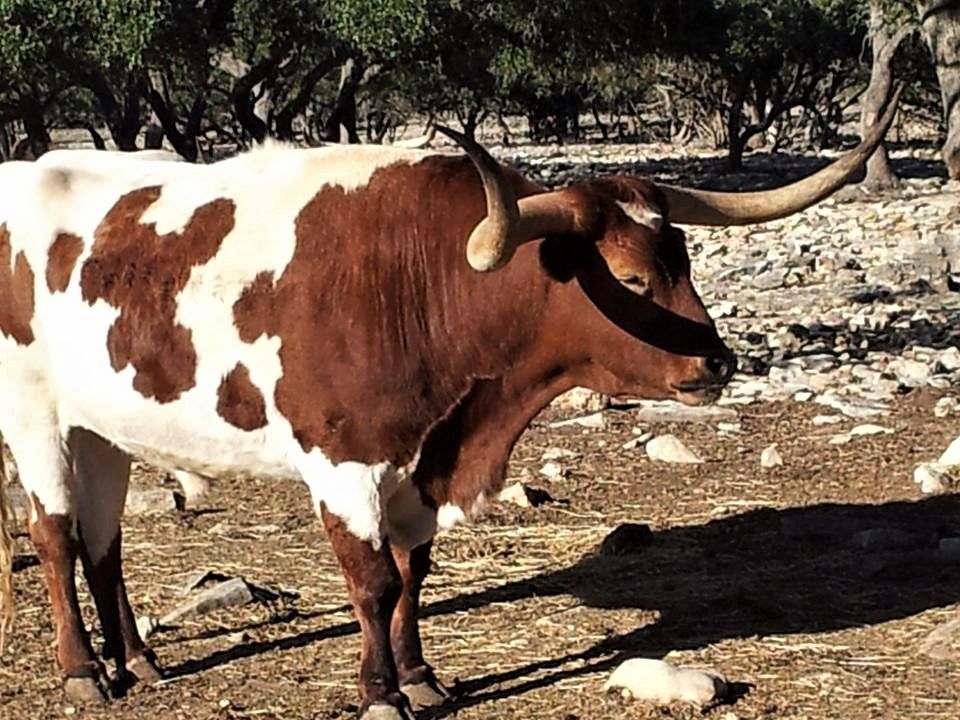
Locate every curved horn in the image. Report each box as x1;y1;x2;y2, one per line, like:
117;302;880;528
436;125;578;271
660;84;904;226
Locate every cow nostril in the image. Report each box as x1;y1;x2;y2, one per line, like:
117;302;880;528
706;355;732;380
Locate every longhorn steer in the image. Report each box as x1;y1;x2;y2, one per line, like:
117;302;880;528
0;97;897;718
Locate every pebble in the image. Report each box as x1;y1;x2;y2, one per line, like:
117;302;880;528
125;488;182;516
604;657;727;705
933;397;959;418
760;444;783;468
539;461;565;480
849;424;893;437
498;482;553;508
914;463;953;494
633;401;737;425
549;411;606;429
645;435;704;464
552;387;609;413
938;435;960;466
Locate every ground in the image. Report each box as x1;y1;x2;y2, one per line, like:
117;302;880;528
1;138;959;719
1;391;957;720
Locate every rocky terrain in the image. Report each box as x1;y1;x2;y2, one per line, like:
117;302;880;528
0;140;958;720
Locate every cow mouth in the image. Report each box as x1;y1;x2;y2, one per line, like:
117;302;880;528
670;381;726;405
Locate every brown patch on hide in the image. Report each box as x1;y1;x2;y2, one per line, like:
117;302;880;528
0;224;35;345
231;156;550;464
217;362;268;431
46;232;84;292
80;186;235;403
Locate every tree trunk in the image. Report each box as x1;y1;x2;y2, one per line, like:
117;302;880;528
917;0;960;178
861;0;912;190
322;59;363;143
275;55;341;141
19;92;49;158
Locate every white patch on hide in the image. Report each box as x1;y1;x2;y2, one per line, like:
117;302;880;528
616;200;663;231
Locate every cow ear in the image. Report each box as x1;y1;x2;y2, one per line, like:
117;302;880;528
539;234;590;282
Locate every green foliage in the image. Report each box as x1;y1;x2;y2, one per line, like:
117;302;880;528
0;0;943;158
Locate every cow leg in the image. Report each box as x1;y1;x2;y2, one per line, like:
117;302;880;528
1;416;108;703
390;541;450;709
71;429;162;686
320;508;413;720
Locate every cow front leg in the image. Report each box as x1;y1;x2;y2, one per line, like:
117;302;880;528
391;541;450;709
29;499;109;703
321;508;413;720
79;534;162;685
72;429;161;686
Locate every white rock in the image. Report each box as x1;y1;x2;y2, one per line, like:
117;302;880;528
849;424;893;437
634;401;738;425
794;390;814;402
937;346;960;372
539;462;564;480
760;444;783;468
646;435;703;464
828;433;852;445
498;482;532;508
888;358;932;387
934;397;959;418
604;658;726;705
125;488;180;516
549;411;606;429
914;463;953;494
717;421;742;433
136;615;158;639
709;300;738;319
939;435;960;466
551;387;609;413
812;414;844;426
541;447;578;461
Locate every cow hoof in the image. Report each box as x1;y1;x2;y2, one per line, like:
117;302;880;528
401;678;451;709
359;702;415;720
127;654;164;683
64;675;109;705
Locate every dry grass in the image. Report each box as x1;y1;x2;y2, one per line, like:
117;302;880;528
0;391;958;719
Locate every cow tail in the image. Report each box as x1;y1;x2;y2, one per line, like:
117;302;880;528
0;439;13;651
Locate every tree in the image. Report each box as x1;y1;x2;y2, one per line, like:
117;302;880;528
0;0;163;152
916;0;960;178
699;0;865;171
860;0;915;190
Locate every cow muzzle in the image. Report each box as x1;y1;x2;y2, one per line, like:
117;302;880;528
670;351;737;405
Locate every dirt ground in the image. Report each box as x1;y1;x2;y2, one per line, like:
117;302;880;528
0;390;957;720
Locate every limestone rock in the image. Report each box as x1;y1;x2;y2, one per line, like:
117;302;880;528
125;488;182;516
645;435;703;464
938;435;960;466
549;411;606;429
552;387;609;414
498;482;553;508
604;658;727;705
914;463;954;494
760;444;783;468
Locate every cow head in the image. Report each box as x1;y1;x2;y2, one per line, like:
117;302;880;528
438;87;899;404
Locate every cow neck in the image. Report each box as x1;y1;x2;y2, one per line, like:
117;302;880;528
414;309;582;510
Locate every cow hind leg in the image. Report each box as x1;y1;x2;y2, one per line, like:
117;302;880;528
0;415;109;703
320;507;413;720
390;541;450;709
71;428;162;687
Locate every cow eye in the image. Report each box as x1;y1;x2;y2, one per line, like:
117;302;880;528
618;274;652;297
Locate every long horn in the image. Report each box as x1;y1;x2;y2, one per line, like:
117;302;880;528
436;126;578;271
660;84;904;226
